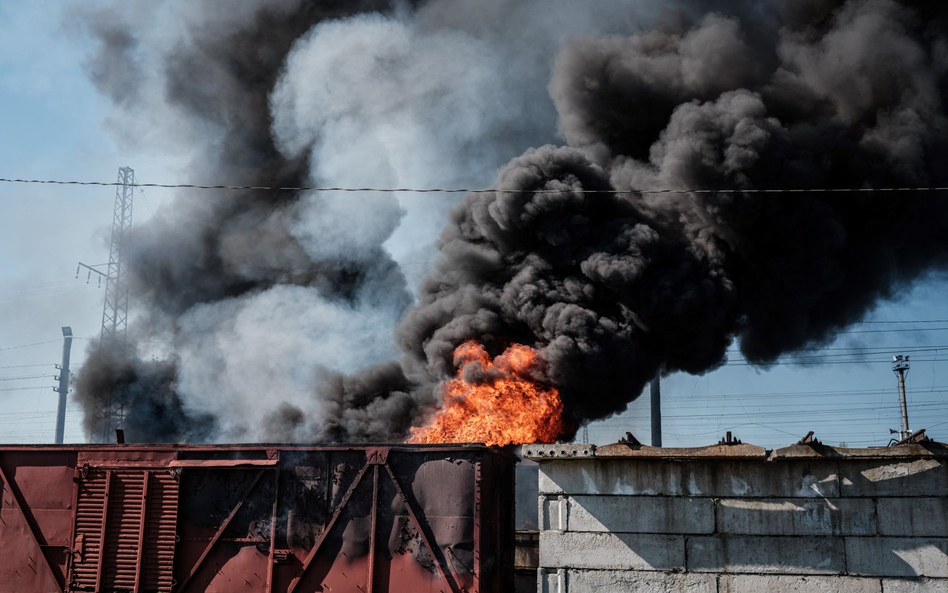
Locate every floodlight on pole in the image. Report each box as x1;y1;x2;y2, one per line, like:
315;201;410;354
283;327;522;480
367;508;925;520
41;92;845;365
891;354;911;441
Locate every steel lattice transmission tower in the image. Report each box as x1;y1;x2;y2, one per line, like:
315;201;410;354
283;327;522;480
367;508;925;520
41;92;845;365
78;166;135;442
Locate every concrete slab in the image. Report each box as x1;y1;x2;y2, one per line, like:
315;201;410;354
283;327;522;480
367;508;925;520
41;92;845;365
567;569;716;592
881;578;948;592
538;459;683;496
878;499;948;537
561;495;714;534
593;442;767;459
687;535;846;574
846;537;948;577
839;459;948;497
716;497;876;536
682;460;839;498
719;575;882;593
539;531;684;571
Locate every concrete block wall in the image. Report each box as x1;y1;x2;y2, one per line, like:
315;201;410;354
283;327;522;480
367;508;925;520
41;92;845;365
524;442;948;593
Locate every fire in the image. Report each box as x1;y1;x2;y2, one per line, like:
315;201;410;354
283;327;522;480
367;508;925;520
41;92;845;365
408;341;564;446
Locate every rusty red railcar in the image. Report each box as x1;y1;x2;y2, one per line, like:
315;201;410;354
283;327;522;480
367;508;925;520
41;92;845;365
0;443;515;593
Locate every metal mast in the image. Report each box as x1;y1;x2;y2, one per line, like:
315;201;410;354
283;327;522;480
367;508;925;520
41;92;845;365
79;167;134;442
650;374;662;447
892;355;911;441
53;327;74;444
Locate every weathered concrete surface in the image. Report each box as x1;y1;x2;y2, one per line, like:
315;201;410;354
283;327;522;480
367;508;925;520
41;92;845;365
534;442;948;593
541;495;563;530
538;458;838;497
839;459;948;497
556;495;714;534
882;578;948;592
719;575;882;592
591;442;766;459
538;459;683;496
567;569;716;592
523;444;595;459
879;498;948;537
539;531;684;570
716;498;876;535
687;535;847;574
681;460;839;498
846;537;948;577
772;444;948;460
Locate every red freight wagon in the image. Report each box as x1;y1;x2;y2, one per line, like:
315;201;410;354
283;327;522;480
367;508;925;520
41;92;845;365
0;444;515;593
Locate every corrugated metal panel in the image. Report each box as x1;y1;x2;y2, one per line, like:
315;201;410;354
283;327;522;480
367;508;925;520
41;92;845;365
69;468;178;593
102;470;145;590
142;471;178;592
5;445;514;593
70;468;109;591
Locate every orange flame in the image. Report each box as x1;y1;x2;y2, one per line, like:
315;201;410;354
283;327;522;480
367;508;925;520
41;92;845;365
408;341;564;446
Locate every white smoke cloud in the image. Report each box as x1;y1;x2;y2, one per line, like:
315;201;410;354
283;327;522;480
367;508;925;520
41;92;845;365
173;284;405;439
74;0;661;442
271;1;654;288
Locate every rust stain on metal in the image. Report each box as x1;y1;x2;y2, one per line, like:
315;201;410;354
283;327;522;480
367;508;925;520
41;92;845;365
0;444;514;593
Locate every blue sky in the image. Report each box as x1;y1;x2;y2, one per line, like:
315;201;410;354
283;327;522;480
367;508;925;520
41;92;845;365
0;1;175;443
0;1;945;448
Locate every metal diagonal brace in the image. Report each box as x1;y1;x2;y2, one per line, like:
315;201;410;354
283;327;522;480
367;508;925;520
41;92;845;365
286;463;371;593
176;469;266;592
382;463;462;593
0;459;65;592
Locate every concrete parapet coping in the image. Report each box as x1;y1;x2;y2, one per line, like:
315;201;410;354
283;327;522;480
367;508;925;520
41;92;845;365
522;441;948;461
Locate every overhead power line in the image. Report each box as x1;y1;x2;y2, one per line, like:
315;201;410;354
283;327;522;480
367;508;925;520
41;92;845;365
3;176;948;195
859;319;948;324
0;375;51;381
0;339;61;352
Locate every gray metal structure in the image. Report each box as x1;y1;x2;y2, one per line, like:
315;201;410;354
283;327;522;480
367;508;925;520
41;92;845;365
892;354;911;441
77;166;134;442
650;373;662;447
52;326;73;444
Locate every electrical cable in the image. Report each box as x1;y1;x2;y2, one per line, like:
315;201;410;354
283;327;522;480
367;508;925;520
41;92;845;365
0;375;51;381
0;339;60;352
4;176;948;194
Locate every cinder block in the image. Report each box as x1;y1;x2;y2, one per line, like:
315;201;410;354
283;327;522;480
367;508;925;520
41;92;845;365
561;495;714;534
539;568;566;593
541;495;567;530
686;535;846;574
539;460;682;496
882;578;948;592
681;460;838;498
839;459;948;497
719;575;881;592
716;498;876;535
539;531;684;571
566;569;716;592
878;498;948;536
846;537;948;577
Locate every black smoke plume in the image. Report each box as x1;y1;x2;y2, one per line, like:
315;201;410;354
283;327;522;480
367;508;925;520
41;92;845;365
397;0;948;436
74;0;416;441
74;345;216;443
77;0;948;442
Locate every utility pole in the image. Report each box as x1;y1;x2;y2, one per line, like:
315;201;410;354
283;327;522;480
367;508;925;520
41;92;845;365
53;327;73;444
650;372;662;447
78;166;134;443
891;355;911;441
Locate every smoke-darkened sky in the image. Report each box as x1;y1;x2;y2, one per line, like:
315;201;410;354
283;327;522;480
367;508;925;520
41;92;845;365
2;0;948;448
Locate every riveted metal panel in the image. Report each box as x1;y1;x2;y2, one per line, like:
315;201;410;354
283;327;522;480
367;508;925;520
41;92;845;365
2;444;515;593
